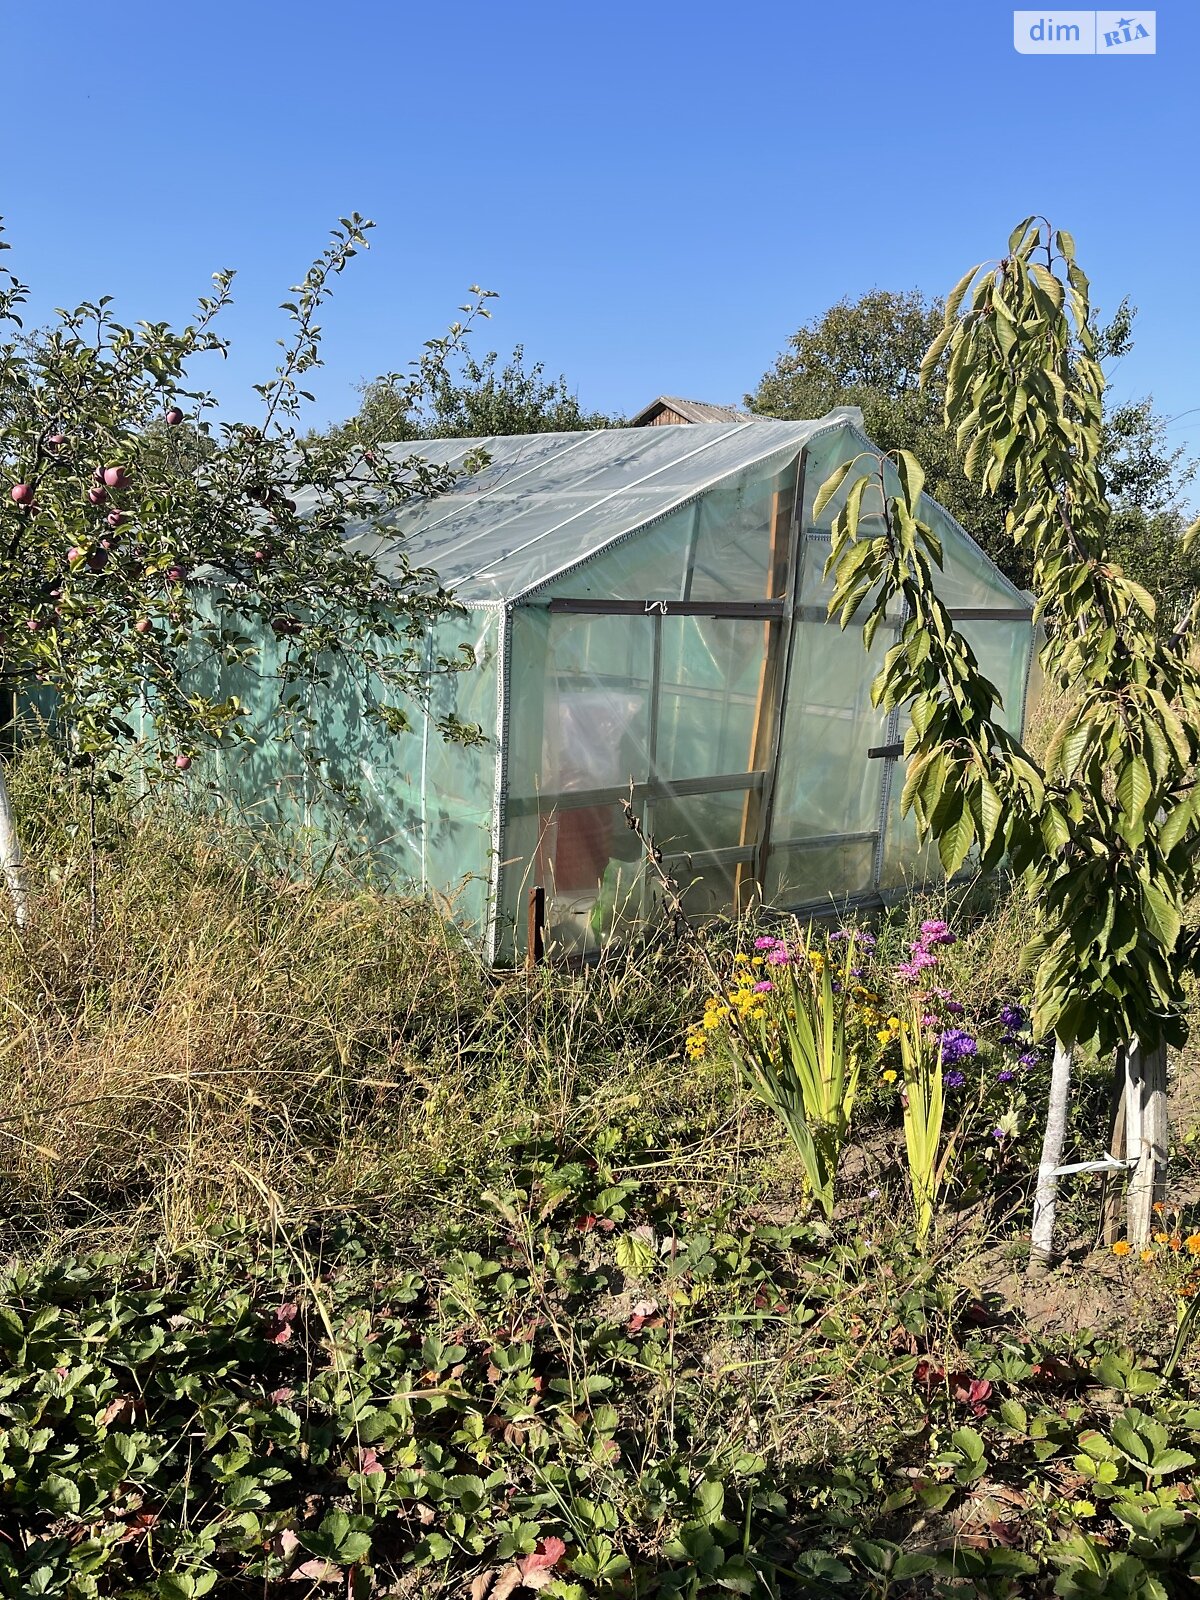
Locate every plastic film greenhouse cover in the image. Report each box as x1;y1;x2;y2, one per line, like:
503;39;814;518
333;421;825;602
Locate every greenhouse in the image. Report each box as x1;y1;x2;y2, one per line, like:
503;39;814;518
217;413;1035;965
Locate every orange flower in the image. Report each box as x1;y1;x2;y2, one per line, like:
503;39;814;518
1141;1248;1155;1263
1170;1237;1183;1251
1153;1201;1165;1215
1112;1241;1132;1256
1154;1231;1169;1244
1186;1234;1200;1255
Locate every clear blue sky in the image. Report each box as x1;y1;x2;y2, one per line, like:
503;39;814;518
5;1;1197;480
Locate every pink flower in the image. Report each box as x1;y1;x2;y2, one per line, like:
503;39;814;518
752;980;773;993
766;947;791;966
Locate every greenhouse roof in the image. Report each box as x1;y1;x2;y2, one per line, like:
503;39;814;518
329;415;1025;609
342;418;828;603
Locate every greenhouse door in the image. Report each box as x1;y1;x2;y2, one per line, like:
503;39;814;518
540;596;789;937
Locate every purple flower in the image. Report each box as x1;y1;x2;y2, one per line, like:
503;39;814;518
945;1069;966;1089
766;947;791;966
752;980;773;993
992;1126;1007;1141
897;945;938;981
940;1028;978;1065
921;1012;940;1028
998;1003;1027;1031
754;935;781;950
858;932;876;949
997;1069;1015;1083
944;1000;964;1017
919;919;956;946
867;1186;881;1200
1018;1050;1040;1069
829;929;850;942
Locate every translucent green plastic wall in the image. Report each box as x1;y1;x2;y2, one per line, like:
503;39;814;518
778;428;1033;901
196;598;499;941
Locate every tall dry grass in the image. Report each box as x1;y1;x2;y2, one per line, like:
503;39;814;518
0;753;719;1257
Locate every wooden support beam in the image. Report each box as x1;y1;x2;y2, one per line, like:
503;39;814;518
526;885;546;972
735;485;793;911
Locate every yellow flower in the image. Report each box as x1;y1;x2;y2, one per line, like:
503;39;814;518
882;1069;897;1083
887;1015;901;1030
734;952;750;965
751;956;764;967
1112;1241;1132;1256
876;1029;892;1044
1185;1234;1200;1255
1154;1231;1169;1245
1141;1248;1155;1263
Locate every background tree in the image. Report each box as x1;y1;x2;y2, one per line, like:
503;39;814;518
329;343;620;447
752;288;1197;615
0;216;491;922
817;220;1200;1255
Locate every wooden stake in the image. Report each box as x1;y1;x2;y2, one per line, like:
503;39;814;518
1029;1037;1073;1273
1100;1048;1127;1247
526;884;545;972
1126;1039;1168;1248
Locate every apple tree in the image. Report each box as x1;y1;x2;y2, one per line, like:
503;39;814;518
0;216;493;923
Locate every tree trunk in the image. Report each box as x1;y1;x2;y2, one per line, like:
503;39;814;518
0;760;28;928
1029;1037;1072;1273
1125;1039;1168;1248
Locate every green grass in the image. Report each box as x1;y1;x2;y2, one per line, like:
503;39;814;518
2;755;1200;1597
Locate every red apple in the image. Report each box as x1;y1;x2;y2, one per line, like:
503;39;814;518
166;564;185;583
271;614;301;637
67;546;86;564
135;617;152;634
87;549;109;573
175;754;192;771
47;432;66;450
102;465;129;490
107;510;127;529
25;617;41;632
10;483;33;504
166;407;184;426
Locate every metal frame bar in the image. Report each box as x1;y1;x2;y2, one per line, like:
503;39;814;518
548;597;785;619
661;844;756;869
771;829;879;852
792;602;1031;626
506;768;767;818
